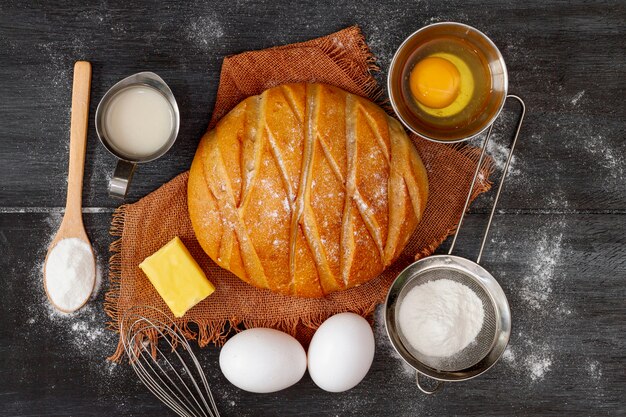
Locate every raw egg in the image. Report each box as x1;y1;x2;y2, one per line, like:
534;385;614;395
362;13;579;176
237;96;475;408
409;56;460;109
409;52;475;117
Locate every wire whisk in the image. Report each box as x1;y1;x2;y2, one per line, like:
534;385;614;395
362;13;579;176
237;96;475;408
120;306;220;417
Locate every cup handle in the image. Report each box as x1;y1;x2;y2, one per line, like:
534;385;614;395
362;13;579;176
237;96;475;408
109;159;136;199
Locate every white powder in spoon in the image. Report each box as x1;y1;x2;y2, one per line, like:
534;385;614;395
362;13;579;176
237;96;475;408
45;238;95;311
398;279;484;358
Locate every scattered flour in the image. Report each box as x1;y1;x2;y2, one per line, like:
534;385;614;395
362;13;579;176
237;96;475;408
468;109;523;178
585;135;624;174
561;123;625;191
570;90;585;106
44;211;64;231
373;305;414;378
39;268;113;352
186;15;225;49
519;230;564;311
25;212;117;381
502;346;515;363
545;189;570;210
486;137;520;177
77;9;108;24
87;146;115;202
500;222;573;385
208;372;242;414
503;338;554;382
586;359;602;381
111;22;128;36
106;360;119;376
364;22;399;68
70;314;106;348
525;349;553;381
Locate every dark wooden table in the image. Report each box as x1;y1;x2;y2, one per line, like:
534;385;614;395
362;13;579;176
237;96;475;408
1;1;624;416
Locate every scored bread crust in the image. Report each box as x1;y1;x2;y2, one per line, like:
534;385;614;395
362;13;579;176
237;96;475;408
188;83;428;297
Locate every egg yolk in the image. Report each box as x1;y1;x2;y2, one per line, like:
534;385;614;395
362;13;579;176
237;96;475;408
409;56;461;109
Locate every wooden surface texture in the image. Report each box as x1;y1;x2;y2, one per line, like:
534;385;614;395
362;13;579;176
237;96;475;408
0;1;624;415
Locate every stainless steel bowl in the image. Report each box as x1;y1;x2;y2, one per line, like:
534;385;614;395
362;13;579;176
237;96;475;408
388;22;508;143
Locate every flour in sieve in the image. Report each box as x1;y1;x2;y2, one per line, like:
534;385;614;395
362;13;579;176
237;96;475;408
398;279;484;358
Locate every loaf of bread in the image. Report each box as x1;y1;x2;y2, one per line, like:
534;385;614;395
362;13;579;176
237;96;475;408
188;83;428;297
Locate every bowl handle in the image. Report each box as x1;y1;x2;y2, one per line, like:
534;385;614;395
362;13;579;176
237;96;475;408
448;95;526;264
416;371;444;394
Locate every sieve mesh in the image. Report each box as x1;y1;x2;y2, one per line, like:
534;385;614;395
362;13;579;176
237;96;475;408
395;267;498;372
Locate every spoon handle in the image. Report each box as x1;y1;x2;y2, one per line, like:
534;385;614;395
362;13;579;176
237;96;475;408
65;61;92;219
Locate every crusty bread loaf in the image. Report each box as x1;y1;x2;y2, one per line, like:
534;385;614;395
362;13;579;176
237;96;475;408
188;83;428;297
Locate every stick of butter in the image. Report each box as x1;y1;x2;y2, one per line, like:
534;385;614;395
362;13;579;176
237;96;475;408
139;236;215;318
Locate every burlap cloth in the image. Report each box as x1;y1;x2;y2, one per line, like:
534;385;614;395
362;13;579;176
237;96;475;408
105;26;493;360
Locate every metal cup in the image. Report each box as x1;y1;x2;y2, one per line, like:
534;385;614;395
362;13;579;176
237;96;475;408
95;72;180;199
388;22;509;143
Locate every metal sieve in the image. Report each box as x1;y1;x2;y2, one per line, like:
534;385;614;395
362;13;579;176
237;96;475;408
385;96;525;394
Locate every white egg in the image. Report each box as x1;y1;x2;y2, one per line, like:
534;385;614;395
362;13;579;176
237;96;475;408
307;312;375;392
219;328;306;393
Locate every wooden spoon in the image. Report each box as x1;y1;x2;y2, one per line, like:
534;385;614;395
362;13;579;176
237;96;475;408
44;61;95;313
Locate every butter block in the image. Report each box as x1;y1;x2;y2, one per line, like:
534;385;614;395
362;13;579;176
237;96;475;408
139;236;215;318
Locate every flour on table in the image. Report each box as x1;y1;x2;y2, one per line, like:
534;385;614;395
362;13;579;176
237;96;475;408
373;305;414;378
207;373;242;414
486;137;520;176
586;359;603;380
545;189;570;211
364;22;398;67
25;212;117;381
502;346;515;364
40;275;112;352
570;90;585;106
584;135;624;174
77;9;108;25
503;338;554;383
561;122;625;190
186;15;225;49
519;231;564;311
500;221;572;385
87;146;114;202
44;210;64;232
70;313;106;348
468;109;522;178
524;348;553;381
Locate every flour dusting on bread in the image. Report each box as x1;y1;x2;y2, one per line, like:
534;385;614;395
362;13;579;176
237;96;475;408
188;83;428;297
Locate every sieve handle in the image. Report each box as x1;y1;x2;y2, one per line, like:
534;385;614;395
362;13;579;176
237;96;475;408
416;371;443;394
448;95;526;264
